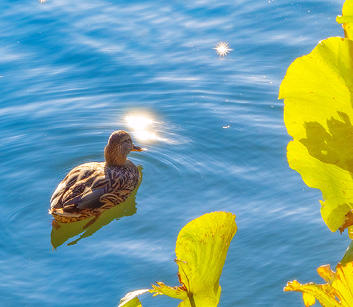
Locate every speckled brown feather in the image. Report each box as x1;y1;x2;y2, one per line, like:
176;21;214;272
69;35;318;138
50;160;140;223
50;130;142;223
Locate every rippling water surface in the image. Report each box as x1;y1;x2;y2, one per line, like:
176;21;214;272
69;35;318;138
1;0;350;306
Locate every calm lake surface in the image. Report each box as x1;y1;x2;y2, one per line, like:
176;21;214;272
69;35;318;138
1;0;351;306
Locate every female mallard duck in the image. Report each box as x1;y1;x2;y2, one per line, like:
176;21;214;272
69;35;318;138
50;130;142;224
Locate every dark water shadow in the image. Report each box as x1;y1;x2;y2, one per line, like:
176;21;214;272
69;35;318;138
300;111;353;175
51;168;143;249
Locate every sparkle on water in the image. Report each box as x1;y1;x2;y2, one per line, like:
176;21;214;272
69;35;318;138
125;115;154;131
125;114;159;142
214;42;232;57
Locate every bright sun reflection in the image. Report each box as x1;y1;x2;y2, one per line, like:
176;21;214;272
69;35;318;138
125;115;154;130
125;115;159;142
214;42;232;57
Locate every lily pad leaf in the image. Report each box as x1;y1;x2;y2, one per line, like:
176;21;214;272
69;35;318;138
118;289;150;307
284;262;353;306
151;212;237;307
336;0;353;39
279;36;353;232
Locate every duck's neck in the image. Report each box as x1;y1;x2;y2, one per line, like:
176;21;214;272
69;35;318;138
104;145;127;167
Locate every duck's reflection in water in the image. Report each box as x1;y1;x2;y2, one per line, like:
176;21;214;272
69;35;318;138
51;170;142;249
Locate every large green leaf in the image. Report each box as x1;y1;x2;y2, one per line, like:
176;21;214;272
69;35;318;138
279;36;353;233
151;212;237;307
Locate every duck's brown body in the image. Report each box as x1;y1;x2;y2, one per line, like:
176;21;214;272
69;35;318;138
49;130;142;223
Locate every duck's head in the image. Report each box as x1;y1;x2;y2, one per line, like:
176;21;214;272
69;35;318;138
104;130;142;166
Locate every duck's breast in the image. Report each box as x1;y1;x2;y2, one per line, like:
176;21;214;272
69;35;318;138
104;160;140;200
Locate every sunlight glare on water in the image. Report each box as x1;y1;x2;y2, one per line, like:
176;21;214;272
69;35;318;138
124;114;170;143
125;114;157;142
125;115;154;131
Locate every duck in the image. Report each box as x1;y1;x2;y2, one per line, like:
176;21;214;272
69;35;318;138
49;130;143;225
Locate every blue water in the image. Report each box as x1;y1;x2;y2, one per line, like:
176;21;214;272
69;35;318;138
1;0;351;306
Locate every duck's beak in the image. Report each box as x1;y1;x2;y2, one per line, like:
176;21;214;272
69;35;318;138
131;144;143;152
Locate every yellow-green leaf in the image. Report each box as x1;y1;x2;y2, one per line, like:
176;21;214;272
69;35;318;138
118;298;141;307
303;292;316;307
279;36;353;232
118;289;150;307
341;240;353;266
284;262;353;307
151;282;188;300
151;212;237;307
336;0;353;39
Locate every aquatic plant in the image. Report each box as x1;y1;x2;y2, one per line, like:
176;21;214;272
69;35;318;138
279;0;353;236
279;0;353;305
284;242;353;307
118;211;237;307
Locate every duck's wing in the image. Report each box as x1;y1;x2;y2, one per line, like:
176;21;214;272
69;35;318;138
50;162;110;210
